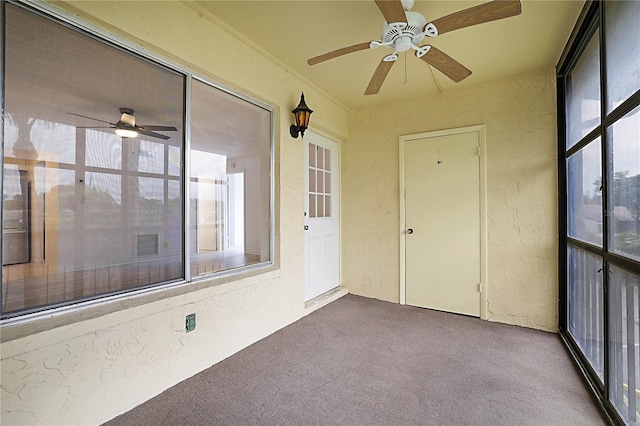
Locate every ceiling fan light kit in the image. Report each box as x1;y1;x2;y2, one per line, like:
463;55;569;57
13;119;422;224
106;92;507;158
114;108;139;137
307;0;522;95
115;128;138;138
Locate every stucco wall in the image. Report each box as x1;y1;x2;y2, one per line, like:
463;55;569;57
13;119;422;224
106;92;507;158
342;70;559;332
0;2;348;425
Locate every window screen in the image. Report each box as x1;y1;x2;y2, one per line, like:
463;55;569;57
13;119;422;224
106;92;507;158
2;4;185;315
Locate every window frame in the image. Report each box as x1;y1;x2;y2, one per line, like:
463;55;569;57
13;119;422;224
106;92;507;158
0;0;276;324
558;1;640;424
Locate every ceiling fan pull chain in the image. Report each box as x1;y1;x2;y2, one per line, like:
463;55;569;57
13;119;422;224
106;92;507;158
404;52;408;84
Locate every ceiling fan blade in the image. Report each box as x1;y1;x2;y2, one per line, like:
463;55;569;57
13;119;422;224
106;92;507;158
419;46;471;83
374;0;407;25
136;128;171;140
68;112;115;126
138;125;178;132
308;42;372;66
75;126;115;129
430;0;522;35
365;59;395;95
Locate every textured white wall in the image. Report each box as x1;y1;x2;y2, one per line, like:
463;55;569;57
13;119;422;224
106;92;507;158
343;70;559;332
0;1;349;425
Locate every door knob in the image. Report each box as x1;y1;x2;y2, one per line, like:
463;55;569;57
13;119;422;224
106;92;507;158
407;228;413;234
304;225;309;230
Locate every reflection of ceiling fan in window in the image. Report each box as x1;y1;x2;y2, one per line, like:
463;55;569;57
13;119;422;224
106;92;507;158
68;108;178;140
307;0;522;95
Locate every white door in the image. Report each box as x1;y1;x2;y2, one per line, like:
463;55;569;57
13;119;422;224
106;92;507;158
304;132;340;301
403;129;482;317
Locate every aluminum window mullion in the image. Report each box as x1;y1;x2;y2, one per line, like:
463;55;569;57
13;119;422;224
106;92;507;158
567;236;605;257
183;76;192;283
1;0;6;316
606;253;640;277
566;127;604;158
603;92;640;128
598;2;612;405
558;71;569;331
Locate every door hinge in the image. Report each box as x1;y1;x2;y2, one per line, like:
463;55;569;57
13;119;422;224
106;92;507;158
478;283;481;293
477;146;481;156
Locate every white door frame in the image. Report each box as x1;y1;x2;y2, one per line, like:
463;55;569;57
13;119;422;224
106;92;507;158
399;125;488;320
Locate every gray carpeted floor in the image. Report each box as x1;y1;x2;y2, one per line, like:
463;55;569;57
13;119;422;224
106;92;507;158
105;294;606;426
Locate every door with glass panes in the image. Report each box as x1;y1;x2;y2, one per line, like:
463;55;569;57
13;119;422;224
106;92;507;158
304;132;340;301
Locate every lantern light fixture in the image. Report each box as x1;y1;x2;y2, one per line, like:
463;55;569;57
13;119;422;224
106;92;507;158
289;92;313;139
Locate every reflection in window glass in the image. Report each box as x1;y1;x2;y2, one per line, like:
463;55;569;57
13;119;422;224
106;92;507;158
609;266;640;424
568;138;603;246
566;30;601;149
138;140;165;174
85;172;122;230
605;0;640;113
189;79;271;277
568;245;604;380
168;145;181;176
83;173;126;265
1;3;184;315
608;106;640;261
30;120;77;165
2;165;31;266
137;177;165;226
86;130;122;170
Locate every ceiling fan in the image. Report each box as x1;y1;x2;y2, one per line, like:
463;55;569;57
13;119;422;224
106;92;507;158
308;0;522;95
69;107;178;140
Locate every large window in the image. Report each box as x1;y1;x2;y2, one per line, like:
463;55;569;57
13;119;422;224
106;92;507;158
559;1;640;424
189;80;271;277
1;2;273;318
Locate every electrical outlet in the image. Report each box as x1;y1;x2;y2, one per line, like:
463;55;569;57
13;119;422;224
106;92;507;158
186;313;196;332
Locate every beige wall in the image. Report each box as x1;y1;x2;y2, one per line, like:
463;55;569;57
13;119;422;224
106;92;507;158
342;70;559;332
0;2;348;425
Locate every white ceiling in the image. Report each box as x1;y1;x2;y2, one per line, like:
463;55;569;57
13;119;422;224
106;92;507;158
193;0;585;109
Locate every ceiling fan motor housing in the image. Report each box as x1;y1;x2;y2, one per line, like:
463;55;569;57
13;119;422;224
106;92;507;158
382;11;427;51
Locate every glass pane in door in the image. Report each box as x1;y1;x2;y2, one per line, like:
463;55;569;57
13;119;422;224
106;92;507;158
608;105;640;262
605;0;640;113
568;138;603;246
566;29;601;149
568;245;604;380
307;143;333;219
609;266;640;424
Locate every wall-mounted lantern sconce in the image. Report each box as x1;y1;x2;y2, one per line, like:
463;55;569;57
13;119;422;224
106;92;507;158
290;92;313;139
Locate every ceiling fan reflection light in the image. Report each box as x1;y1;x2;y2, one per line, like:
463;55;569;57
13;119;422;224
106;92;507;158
115;128;138;138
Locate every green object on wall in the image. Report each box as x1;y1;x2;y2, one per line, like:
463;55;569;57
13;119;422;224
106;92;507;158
186;313;196;332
